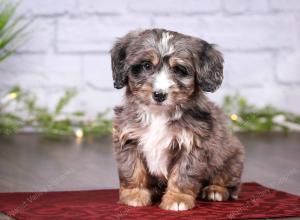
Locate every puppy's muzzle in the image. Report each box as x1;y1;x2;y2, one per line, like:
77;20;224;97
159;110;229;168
153;91;167;103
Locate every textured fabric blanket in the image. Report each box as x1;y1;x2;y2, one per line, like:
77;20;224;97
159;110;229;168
0;182;299;219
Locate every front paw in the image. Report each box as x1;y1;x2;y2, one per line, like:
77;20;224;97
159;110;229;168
119;187;152;207
159;191;195;211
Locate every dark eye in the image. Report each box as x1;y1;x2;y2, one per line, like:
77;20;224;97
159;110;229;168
142;61;153;71
173;65;188;77
131;61;153;76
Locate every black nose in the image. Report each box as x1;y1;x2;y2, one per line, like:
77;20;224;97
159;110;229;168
153;91;167;103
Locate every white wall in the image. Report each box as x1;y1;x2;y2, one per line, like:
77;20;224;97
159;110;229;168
1;0;300;116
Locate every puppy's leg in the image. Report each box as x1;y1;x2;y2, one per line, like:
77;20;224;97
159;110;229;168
160;168;200;211
202;150;244;201
114;139;151;207
160;152;203;211
202;175;242;202
118;159;152;207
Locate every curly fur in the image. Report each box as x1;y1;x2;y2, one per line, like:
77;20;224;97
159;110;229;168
110;28;245;211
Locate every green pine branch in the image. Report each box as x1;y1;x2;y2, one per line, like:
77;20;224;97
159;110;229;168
0;86;112;139
0;0;31;62
0;87;299;139
222;94;300;133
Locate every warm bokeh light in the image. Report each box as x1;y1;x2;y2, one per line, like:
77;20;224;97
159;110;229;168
230;114;238;121
74;128;84;139
8;92;18;100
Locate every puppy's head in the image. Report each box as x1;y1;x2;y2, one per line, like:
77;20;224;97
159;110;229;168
111;29;223;107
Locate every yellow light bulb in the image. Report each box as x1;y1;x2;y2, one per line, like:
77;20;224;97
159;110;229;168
75;128;84;138
230;114;238;121
8;92;18;100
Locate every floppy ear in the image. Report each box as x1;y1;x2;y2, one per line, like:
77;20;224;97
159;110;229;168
110;30;141;89
196;42;224;92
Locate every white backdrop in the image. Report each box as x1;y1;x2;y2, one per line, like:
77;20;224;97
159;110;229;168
1;0;300;116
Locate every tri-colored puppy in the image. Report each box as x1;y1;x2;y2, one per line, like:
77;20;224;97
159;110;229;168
111;29;244;211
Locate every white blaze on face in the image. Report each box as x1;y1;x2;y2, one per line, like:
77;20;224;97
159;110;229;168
153;32;175;93
159;32;174;56
153;68;175;92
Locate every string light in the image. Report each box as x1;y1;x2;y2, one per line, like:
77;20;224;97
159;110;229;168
8;92;18;100
1;92;18;103
230;114;238;121
74;128;84;139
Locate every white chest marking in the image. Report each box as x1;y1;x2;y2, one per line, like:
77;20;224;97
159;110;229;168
139;113;173;178
138;109;194;178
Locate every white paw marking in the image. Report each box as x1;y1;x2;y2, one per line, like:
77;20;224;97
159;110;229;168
128;200;138;207
214;192;222;201
231;195;238;200
178;202;187;211
208;192;223;201
168;202;188;211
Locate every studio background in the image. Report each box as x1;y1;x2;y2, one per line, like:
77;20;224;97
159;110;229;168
0;1;300;214
1;0;300;116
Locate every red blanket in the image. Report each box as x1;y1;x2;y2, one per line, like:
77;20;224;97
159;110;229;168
0;182;299;219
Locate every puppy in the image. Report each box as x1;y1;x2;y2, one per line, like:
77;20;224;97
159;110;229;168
111;29;244;211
